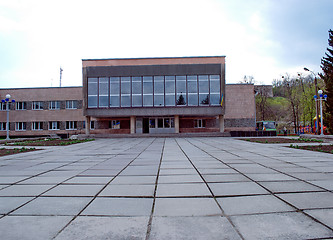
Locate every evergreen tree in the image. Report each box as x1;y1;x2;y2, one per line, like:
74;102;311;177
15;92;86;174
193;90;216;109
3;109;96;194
201;95;210;104
176;93;186;105
320;29;333;133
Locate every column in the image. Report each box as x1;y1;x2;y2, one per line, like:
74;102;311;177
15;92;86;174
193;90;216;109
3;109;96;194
130;116;136;134
175;115;179;133
219;115;224;132
85;116;91;135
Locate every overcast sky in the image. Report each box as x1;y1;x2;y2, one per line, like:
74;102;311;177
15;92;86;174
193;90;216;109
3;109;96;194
0;0;332;88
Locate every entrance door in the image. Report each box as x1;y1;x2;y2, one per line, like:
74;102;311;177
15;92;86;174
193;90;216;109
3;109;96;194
143;118;149;133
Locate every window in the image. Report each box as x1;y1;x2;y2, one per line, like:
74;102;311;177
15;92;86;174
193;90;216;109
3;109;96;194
110;77;120;107
99;77;109;107
165;76;175;106
149;119;155;128
132;76;142;107
32;101;43;110
154;76;164;106
90;121;95;130
15;122;26;131
88;78;98;108
176;76;186;106
0;122;6;131
16;102;27;110
194;119;206;128
210;75;220;105
156;117;174;128
121;77;131;107
32;122;43;131
49;121;60;130
110;120;120;129
187;75;198;106
66;100;77;109
143;76;153;106
66;121;77;130
49;101;60;110
199;75;209;105
0;102;7;111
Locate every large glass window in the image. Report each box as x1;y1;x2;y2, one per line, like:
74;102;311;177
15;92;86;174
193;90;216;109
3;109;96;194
66;100;77;109
199;75;209;105
143;76;153;106
66;121;77;130
176;75;186;106
121;77;131;107
49;121;60;130
0;122;6;131
165;76;175;106
99;77;109;107
187;75;198;106
49;101;60;110
110;77;120;107
16;102;26;110
32;101;43;110
154;76;164;106
210;75;220;105
88;78;98;108
32;122;43;131
132;76;142;107
15;122;26;131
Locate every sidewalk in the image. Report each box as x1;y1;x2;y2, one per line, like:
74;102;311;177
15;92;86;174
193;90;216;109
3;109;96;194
0;137;332;239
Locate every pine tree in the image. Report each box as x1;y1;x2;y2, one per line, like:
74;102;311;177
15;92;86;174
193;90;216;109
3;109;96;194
320;29;333;133
176;94;186;105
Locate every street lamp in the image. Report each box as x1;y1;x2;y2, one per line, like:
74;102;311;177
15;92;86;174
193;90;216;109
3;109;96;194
1;94;15;140
314;90;327;136
304;67;319;135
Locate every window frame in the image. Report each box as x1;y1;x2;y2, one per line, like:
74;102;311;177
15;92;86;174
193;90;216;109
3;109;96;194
32;101;44;110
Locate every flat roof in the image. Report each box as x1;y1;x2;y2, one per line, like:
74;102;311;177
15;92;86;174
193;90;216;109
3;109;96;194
0;86;82;90
82;56;226;61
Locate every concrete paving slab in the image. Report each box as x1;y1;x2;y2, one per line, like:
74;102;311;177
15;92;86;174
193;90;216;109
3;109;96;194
42;185;103;197
110;175;156;185
156;183;212;197
81;197;153;216
0;215;72;240
158;174;203;184
208;182;269;196
159;168;198;175
244;173;297;181
230;212;333;240
202;174;250;183
63;176;112;184
277;192;333;209
0;176;29;184
149;216;241;240
0;197;33;214
260;180;323;193
0;185;52;196
20;176;71;185
304;209;333;229
309;180;333;190
154;198;221;216
99;184;155;197
217;195;294;215
55;216;149;240
12;197;92;216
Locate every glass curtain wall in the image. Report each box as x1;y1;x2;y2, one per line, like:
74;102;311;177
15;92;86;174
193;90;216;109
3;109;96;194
87;75;221;108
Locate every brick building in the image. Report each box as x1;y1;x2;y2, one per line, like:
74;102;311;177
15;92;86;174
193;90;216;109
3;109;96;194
0;56;256;138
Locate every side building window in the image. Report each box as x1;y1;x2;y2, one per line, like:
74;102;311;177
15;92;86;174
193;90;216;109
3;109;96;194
32;122;43;131
0;122;7;131
15;122;26;131
49;121;60;130
194;119;206;128
0;102;7;111
32;101;43;110
88;78;98;108
109;120;120;129
66;121;77;130
49;101;60;110
66;100;77;109
16;102;27;110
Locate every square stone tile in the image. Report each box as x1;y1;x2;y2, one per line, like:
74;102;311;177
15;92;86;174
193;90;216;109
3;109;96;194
99;184;155;197
202;174;249;183
208;182;268;196
159;169;198;175
158;175;203;184
0;216;72;240
260;181;322;193
0;177;28;184
12;197;92;216
149;216;241;240
110;175;156;185
0;197;33;214
0;185;52;196
277;192;333;209
304;209;333;229
199;168;238;174
82;197;153;216
156;183;212;197
231;212;333;239
64;177;112;184
245;173;296;181
154;198;221;216
217;195;294;215
20;177;70;185
42;185;103;197
55;216;149;240
309;180;333;190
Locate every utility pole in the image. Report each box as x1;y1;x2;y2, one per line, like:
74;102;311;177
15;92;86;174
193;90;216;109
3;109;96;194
60;67;63;87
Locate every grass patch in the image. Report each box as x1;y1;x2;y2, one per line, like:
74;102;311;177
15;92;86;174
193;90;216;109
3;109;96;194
6;138;94;146
0;147;38;157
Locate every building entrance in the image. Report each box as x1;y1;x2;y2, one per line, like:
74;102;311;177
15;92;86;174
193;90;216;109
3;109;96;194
143;118;149;133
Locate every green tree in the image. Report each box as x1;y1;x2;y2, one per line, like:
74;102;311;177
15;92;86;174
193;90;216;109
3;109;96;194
320;29;333;133
176;94;186;105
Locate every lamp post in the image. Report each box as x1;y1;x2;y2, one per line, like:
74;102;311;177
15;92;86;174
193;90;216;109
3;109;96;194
1;94;15;140
304;67;319;135
314;90;327;136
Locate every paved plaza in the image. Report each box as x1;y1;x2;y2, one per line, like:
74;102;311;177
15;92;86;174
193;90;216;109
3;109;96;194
0;137;333;239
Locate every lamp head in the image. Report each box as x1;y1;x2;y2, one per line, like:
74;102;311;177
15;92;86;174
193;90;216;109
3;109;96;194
318;90;323;95
324;94;328;99
314;95;318;99
304;67;309;71
5;94;11;99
